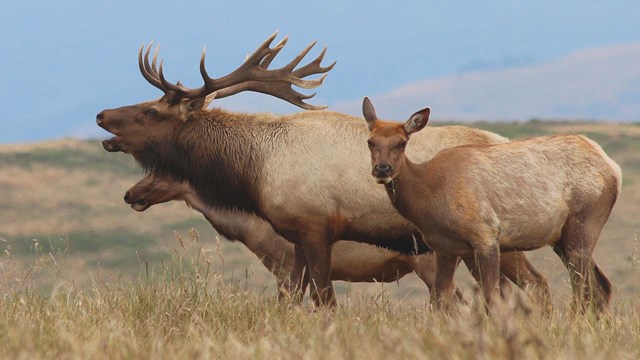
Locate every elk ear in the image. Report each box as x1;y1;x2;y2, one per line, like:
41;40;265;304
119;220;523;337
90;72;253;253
362;97;378;131
181;97;208;115
404;108;430;135
203;92;217;109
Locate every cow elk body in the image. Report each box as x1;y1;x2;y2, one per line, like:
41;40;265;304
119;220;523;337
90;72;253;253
123;174;460;299
363;97;620;312
97;32;549;306
124;174;552;308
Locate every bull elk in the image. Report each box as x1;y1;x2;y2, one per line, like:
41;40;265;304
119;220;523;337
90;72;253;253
362;97;620;312
124;174;552;308
97;32;548;306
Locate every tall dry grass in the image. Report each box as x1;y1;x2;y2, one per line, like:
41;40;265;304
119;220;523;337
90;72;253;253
0;232;638;360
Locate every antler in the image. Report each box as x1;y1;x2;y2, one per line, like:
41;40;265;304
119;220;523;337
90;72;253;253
138;31;336;110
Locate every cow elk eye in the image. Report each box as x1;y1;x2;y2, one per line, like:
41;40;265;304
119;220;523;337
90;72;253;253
398;141;407;150
367;140;374;149
143;108;158;117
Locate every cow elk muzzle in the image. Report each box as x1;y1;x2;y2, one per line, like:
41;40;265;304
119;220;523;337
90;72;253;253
373;164;393;183
124;190;150;212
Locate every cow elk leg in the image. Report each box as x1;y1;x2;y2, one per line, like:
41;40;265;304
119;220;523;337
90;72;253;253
473;244;502;312
433;253;458;310
553;214;612;313
499;251;553;314
412;255;466;303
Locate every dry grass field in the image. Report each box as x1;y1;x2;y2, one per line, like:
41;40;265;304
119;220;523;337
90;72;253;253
0;121;639;358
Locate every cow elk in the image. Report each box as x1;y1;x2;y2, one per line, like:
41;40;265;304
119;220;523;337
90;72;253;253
363;97;620;313
98;32;548;307
125;174;553;309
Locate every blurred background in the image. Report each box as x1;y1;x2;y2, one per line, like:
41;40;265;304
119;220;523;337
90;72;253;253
1;0;639;143
0;1;638;304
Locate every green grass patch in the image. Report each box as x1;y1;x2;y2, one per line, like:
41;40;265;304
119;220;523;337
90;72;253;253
162;217;211;233
0;141;139;175
581;132;640;155
100;248;171;270
4;230;157;256
437;119;551;139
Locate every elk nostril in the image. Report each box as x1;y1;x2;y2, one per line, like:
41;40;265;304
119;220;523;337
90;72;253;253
375;164;392;174
124;191;130;203
96;111;105;125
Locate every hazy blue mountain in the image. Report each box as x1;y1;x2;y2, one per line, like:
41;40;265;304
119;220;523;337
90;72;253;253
334;43;640;122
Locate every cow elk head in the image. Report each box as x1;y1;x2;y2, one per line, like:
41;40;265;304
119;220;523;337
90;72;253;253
124;174;187;211
363;97;430;184
97;32;335;155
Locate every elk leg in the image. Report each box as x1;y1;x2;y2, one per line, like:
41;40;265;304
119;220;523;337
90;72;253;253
433;252;458;310
474;244;501;311
555;243;594;313
462;255;512;299
413;254;466;303
499;251;553;313
276;269;309;303
301;239;336;307
279;245;309;303
554;215;611;313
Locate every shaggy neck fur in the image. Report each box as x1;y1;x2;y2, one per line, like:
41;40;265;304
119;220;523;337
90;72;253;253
136;109;288;214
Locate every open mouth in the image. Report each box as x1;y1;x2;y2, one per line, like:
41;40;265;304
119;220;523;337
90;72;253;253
130;200;149;212
124;192;149;211
102;137;122;152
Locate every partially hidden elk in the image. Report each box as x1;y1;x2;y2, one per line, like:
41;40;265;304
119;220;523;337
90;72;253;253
97;32;549;307
124;174;553;308
362;97;620;313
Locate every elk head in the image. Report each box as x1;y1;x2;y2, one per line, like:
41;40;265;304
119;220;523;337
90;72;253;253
97;32;335;156
124;174;188;211
363;97;430;184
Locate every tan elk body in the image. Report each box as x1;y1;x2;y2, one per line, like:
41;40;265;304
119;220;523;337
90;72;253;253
124;174;552;307
97;32;548;306
363;97;620;311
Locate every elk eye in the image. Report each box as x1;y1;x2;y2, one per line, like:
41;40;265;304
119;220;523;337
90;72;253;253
367;140;374;149
398;141;407;150
143;108;157;117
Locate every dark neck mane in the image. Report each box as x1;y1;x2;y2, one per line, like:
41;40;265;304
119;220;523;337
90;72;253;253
136;109;288;214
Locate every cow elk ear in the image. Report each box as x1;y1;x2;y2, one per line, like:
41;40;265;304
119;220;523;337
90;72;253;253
404;108;430;135
362;97;379;131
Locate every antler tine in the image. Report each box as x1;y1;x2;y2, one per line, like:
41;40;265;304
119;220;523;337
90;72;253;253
260;36;289;69
212;81;326;110
282;40;317;71
242;40;334;90
139;43;165;91
280;43;335;89
157;52;212;99
293;47;337;78
294;73;330;90
204;32;286;90
151;45;161;76
248;31;282;64
158;59;191;95
198;47;211;87
234;31;283;72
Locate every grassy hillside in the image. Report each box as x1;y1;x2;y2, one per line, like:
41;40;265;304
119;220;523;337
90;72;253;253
1;122;639;358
